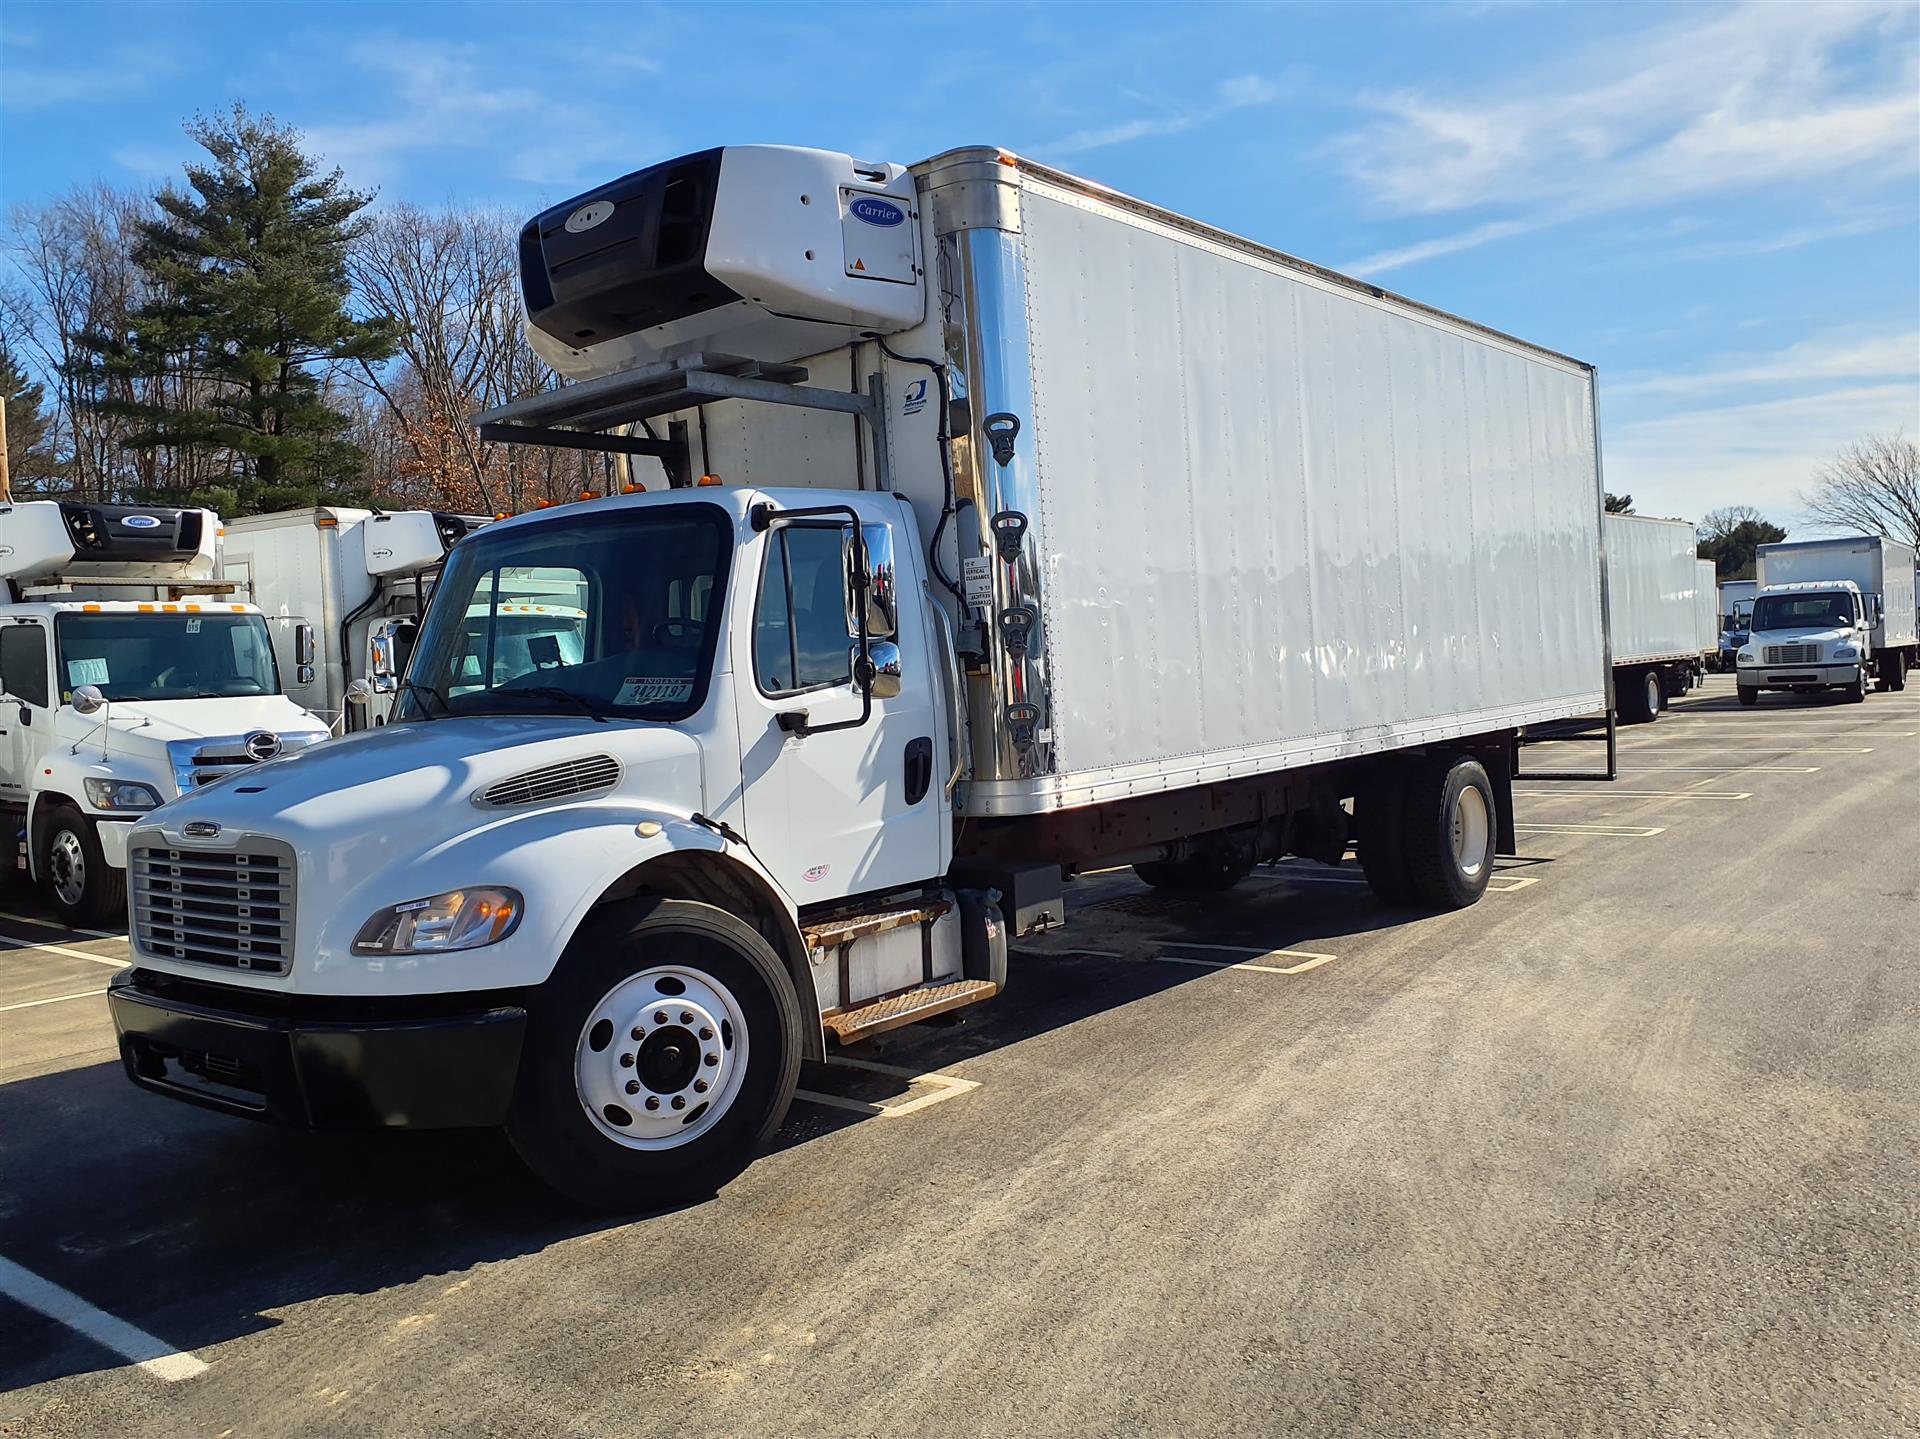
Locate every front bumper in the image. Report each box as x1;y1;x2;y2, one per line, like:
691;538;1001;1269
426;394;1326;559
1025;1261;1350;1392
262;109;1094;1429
109;969;527;1129
1739;662;1859;691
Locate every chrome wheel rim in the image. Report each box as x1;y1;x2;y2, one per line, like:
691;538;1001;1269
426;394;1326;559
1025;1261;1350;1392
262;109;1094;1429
574;965;749;1150
48;829;87;908
1645;672;1661;714
1451;787;1491;879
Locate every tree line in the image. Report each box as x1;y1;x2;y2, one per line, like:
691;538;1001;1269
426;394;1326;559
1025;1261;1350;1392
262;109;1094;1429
2;105;615;518
6;105;1919;546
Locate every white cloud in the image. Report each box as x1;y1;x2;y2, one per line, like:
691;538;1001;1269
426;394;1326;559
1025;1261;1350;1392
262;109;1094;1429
1042;73;1288;157
1329;1;1919;270
1664;211;1911;261
1605;383;1920;526
1;46;176;110
1607;330;1920;398
1341;217;1543;276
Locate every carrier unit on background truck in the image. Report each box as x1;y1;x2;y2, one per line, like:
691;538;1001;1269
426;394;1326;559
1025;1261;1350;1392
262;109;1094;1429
0;501;328;922
1602;512;1713;723
107;144;1610;1209
1737;535;1918;704
221;507;487;730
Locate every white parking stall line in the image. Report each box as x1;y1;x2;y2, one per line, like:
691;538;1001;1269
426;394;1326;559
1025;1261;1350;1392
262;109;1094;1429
0;1255;208;1383
1514;788;1752;800
0;911;127;941
1525;765;1820;773
0;987;109;1013
1618;743;1875;753
1487;875;1540;892
1514;822;1667;837
0;934;131;970
795;1056;982;1119
1154;941;1338;975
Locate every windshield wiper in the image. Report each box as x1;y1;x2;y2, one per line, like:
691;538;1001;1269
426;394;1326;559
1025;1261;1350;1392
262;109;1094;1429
397;677;451;720
490;685;610;723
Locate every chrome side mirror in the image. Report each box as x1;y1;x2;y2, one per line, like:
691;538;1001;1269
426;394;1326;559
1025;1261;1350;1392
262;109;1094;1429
847;523;897;640
296;663;316;685
72;684;105;716
345;679;374;707
294;622;316;667
370;630;395;680
853;640;903;699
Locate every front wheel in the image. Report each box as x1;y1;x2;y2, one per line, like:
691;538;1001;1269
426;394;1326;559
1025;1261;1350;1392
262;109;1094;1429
507;898;802;1211
1844;676;1867;704
1737;685;1759;707
37;805;126;926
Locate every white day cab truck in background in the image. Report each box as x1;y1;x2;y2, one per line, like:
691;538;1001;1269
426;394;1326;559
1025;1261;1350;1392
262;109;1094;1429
0;501;328;922
1601;512;1715;724
1738;535;1918;705
107;145;1611;1208
1715;577;1758;672
221;507;488;730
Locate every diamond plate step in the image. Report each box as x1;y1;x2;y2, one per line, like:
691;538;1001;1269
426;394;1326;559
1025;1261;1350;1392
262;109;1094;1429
821;979;998;1046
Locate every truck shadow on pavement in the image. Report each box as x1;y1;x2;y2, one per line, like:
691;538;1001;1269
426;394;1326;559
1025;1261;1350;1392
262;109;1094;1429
0;865;1449;1391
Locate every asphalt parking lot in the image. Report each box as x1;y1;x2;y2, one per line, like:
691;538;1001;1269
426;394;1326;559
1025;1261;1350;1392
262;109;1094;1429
2;674;1916;1438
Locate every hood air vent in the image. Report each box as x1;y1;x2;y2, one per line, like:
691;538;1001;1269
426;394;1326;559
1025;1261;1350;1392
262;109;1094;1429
478;754;621;807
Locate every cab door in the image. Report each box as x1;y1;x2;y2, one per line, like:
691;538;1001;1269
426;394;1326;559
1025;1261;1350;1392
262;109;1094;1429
732;515;946;906
0;621;52;806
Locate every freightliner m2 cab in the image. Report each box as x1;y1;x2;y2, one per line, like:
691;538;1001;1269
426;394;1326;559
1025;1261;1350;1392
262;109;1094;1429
109;146;1615;1208
0;501;328;921
1735;581;1879;705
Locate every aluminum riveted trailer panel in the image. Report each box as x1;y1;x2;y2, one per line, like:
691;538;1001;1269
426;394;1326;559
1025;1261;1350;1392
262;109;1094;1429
1696;559;1720;655
1604;513;1706;666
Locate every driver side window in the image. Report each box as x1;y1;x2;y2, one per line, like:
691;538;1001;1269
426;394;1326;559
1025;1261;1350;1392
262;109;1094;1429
755;526;852;696
0;626;50;708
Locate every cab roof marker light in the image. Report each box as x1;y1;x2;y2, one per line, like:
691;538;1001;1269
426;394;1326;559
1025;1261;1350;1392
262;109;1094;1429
697;474;723;487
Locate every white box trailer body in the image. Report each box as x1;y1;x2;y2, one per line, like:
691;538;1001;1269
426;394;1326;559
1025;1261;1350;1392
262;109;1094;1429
113;145;1615;1208
1696;560;1720;655
1602;513;1709;720
222;508;485;728
1717;578;1757;628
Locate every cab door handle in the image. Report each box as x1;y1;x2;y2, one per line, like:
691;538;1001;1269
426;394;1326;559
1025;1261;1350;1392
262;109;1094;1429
904;737;933;805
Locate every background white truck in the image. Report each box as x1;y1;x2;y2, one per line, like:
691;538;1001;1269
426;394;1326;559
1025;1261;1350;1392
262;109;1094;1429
1603;512;1714;723
1738;536;1918;703
108;144;1608;1208
1715;577;1758;671
0;500;328;921
222;507;486;730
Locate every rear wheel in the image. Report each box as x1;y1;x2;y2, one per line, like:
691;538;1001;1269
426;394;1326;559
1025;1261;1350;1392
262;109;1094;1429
1402;755;1497;910
1619;668;1662;725
1881;654;1907;692
507;898;802;1211
36;805;126;926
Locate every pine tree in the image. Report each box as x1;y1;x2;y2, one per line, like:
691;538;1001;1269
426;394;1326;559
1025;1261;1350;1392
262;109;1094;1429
2;339;63;492
68;105;397;514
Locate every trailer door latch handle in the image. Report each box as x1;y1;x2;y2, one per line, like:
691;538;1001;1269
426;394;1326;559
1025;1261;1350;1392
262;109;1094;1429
1000;604;1037;658
1005;703;1040;747
990;510;1028;562
982;412;1021;467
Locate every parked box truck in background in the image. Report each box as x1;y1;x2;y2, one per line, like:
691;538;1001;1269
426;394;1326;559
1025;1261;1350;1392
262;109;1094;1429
1716;577;1758;671
222;508;486;730
108;144;1609;1208
1604;512;1710;722
1695;559;1719;670
0;501;328;922
1739;536;1918;703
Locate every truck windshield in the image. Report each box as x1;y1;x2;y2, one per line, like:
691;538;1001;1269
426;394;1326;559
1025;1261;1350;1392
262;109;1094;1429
397;504;730;721
1750;593;1855;632
53;613;280;704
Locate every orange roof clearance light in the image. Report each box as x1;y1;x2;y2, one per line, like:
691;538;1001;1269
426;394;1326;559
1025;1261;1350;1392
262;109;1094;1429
580;489;596;502
624;482;646;494
697;474;723;487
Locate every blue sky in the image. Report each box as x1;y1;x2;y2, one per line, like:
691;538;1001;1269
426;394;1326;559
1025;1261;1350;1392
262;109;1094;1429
3;0;1915;532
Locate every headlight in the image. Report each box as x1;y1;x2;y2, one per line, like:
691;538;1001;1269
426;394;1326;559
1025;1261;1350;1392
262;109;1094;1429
353;887;522;955
83;778;162;812
1831;646;1858;661
1737;648;1755;664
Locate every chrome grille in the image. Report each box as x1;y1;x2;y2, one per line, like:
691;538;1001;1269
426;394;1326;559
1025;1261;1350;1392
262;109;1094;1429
1764;644;1819;665
478;754;620;807
132;839;296;975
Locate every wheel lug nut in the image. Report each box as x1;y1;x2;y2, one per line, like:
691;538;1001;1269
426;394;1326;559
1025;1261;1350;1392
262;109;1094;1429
625;1080;640;1095
619;1052;635;1068
703;1053;718;1067
645;1096;660;1111
679;1011;693;1024
694;1079;709;1093
698;1026;713;1041
671;1095;686;1110
630;1027;644;1041
653;1010;668;1025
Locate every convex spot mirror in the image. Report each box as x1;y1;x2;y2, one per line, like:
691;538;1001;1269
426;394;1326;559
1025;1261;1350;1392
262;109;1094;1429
853;640;902;699
345;678;374;707
71;684;105;716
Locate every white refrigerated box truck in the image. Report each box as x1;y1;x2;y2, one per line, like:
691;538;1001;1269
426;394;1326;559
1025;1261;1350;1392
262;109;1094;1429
1738;535;1918;702
1695;559;1720;671
0;501;328;922
1603;512;1711;722
221;507;487;730
109;145;1609;1207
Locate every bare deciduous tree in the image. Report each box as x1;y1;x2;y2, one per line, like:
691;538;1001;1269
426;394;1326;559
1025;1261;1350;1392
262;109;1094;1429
1800;432;1920;551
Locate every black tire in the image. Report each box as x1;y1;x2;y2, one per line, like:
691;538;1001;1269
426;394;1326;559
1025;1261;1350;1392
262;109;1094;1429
1401;755;1497;911
1881;654;1907;692
36;805;127;926
507;898;802;1211
1844;676;1866;704
1618;668;1661;725
1737;685;1759;707
1356;770;1418;907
